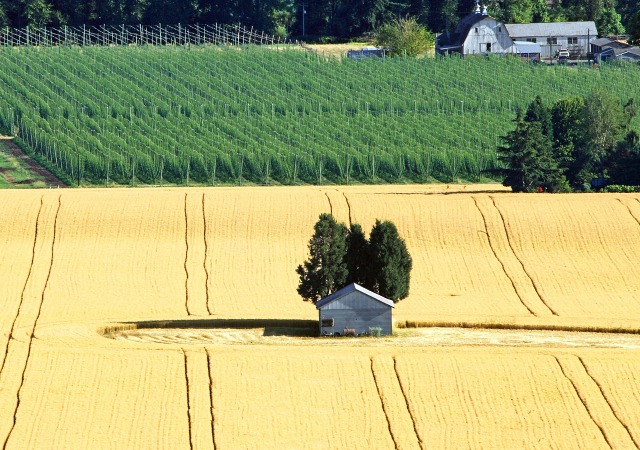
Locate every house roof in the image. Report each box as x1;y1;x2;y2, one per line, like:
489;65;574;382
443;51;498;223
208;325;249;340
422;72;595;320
513;41;542;54
315;283;395;309
505;21;597;38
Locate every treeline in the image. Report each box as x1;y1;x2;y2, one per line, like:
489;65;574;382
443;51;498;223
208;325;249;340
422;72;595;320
496;91;640;192
1;0;637;40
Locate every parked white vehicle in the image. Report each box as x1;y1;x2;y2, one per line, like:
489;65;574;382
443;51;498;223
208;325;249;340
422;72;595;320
556;48;570;63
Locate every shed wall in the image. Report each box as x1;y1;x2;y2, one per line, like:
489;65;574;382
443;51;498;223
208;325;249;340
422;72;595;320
319;308;392;336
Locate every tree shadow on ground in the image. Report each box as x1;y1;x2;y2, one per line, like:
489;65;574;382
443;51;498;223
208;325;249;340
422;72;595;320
124;318;318;337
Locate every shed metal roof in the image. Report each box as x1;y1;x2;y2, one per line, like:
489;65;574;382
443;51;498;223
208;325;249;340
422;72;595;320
316;283;395;309
505;21;597;38
615;47;640;57
591;37;615;47
513;41;542;53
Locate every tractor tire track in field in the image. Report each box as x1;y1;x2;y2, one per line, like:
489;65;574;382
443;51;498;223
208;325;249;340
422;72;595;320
0;196;43;378
370;357;399;450
617;198;640;228
342;192;353;227
2;195;61;450
392;357;424;449
202;194;212;316
205;349;217;449
552;355;612;449
323;191;333;215
183;350;194;450
577;356;640;449
472;197;537;316
489;196;559;316
184;193;191;316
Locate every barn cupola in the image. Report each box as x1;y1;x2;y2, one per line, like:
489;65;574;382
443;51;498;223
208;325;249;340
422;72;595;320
474;1;481;14
481;4;488;15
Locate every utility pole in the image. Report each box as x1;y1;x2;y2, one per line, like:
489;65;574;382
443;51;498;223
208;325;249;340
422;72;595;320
302;2;306;37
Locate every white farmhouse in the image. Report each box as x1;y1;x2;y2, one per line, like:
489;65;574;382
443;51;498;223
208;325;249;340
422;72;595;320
505;22;597;59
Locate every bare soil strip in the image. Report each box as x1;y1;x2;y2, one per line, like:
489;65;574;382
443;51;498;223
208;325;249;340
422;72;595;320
0;137;64;187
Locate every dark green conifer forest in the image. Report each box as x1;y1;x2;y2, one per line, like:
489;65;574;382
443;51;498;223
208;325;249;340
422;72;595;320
0;0;636;40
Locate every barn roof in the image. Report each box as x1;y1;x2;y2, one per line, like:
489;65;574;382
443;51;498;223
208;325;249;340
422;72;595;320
505;21;597;38
316;283;395;309
437;12;490;49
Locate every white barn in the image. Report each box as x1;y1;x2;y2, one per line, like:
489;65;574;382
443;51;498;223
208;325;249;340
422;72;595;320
437;2;598;60
436;3;513;56
316;283;394;336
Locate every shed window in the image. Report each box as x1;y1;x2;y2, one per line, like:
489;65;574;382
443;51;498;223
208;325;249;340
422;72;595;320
568;37;578;44
547;37;557;45
526;38;537;43
321;318;334;327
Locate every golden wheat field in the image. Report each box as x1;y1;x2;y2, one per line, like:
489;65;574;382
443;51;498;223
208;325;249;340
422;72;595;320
1;184;640;449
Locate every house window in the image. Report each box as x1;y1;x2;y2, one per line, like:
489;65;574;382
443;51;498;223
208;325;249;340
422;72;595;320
547;37;557;45
526;38;537;43
568;37;578;44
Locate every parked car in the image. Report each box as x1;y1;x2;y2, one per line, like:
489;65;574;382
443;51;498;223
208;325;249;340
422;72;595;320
556;48;570;64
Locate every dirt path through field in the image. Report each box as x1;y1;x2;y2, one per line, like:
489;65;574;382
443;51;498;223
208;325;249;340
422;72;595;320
0;137;65;187
105;326;640;349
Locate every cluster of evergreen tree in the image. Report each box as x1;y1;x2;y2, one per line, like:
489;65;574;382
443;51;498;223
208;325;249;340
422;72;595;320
0;0;636;40
296;213;412;304
496;91;640;192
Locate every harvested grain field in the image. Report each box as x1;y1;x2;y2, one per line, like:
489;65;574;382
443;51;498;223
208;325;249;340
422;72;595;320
1;184;640;449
